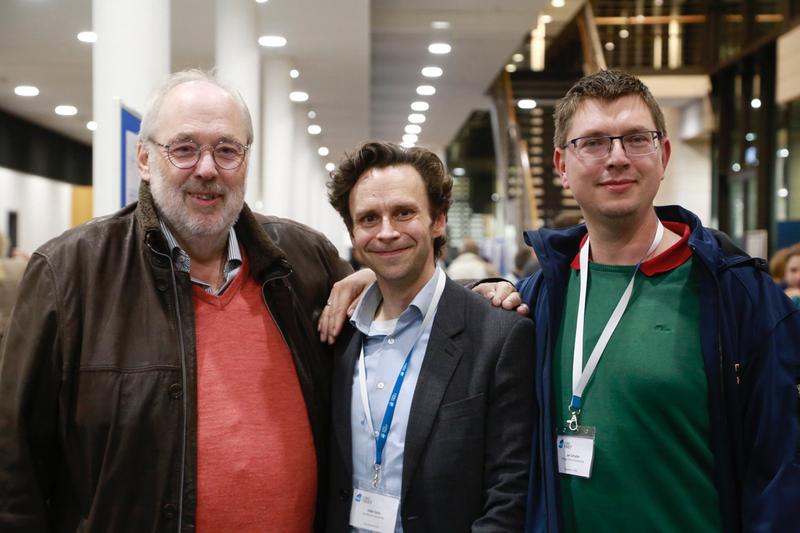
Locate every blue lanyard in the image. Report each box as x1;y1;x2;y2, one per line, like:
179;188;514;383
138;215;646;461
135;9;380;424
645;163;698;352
375;346;414;468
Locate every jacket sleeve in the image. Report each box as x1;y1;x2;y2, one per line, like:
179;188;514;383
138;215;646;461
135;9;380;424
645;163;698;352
473;316;536;532
0;253;62;531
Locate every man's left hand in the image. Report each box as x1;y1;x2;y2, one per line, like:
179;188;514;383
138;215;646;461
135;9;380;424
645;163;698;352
472;281;530;316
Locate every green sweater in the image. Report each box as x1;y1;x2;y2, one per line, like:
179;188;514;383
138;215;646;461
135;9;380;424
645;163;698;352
553;257;722;532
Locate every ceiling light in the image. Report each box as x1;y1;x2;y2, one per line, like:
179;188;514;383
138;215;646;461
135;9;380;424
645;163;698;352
518;99;537;109
732;163;741;172
289;91;309;102
505;64;517;73
256;0;269;3
745;132;756;142
619;29;630;38
325;162;335;172
428;42;451;54
408;113;426;124
778;148;790;158
654;0;664;5
403;134;418;143
77;31;97;43
750;98;762;109
55;105;78;116
86;120;97;131
604;42;615;51
308;110;317;119
421;66;443;78
411;101;429;112
289;69;299;79
540;15;553;23
14;85;39;97
318;146;330;156
307;124;322;135
512;53;525;62
405;124;422;134
258;35;287;47
452;167;466;176
635;14;645;22
416;85;436;96
431;21;450;29
778;187;789;198
551;0;565;7
401;142;415;148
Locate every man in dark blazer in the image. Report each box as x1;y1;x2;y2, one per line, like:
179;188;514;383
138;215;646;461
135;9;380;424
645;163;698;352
325;141;535;532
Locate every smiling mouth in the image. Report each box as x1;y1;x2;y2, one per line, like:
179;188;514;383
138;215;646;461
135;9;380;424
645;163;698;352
372;247;410;256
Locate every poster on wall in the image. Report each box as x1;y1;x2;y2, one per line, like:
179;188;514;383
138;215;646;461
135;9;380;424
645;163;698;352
120;103;142;207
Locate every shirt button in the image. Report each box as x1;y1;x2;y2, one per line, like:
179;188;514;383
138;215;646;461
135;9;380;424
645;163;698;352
377;382;385;390
387;338;395;345
374;431;380;437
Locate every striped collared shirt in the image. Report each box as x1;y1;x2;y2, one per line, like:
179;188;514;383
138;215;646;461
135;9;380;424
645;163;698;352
159;221;243;295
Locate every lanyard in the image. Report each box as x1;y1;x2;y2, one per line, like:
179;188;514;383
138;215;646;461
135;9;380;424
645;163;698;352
358;268;446;488
567;221;664;431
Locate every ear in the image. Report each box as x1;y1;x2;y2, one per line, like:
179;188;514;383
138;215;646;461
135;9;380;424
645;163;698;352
137;141;152;182
554;147;569;189
431;211;447;238
659;136;671;178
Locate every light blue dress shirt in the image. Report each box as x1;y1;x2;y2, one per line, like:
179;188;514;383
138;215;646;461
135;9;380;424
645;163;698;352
349;267;442;533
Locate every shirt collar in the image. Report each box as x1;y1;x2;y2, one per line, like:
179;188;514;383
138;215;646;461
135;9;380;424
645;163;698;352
350;266;443;336
159;221;242;291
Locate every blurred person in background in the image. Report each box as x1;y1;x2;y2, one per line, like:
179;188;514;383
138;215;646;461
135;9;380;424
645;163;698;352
771;243;800;306
446;238;499;279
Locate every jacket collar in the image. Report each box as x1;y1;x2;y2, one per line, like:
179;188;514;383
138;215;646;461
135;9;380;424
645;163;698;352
134;180;290;283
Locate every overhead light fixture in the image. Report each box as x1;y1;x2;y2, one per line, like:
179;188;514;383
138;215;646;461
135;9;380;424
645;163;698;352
431;21;450;29
512;53;525;62
289;69;299;79
408;113;426;124
308;110;317;119
325;162;335;172
405;124;422;134
778;148;790;158
401;141;415;148
540;15;553;23
778;188;789;198
308;124;322;135
750;98;762;109
55;105;78;116
416;85;436;96
518;99;537;109
289;91;309;102
318;146;330;156
604;42;615;51
14;85;39;97
410;101;429;112
402;134;418;144
421;66;443;78
77;31;97;43
258;35;287;47
505;64;517;73
732;163;741;172
428;42;451;54
619;29;630;38
551;0;565;7
452;167;466;176
256;0;269;3
86;120;97;131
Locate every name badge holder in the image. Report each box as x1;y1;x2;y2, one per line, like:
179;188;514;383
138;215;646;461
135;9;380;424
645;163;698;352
350;268;447;532
557;222;664;479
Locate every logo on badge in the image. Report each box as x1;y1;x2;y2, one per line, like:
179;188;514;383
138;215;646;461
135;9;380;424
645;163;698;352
355;492;362;502
558;439;564;448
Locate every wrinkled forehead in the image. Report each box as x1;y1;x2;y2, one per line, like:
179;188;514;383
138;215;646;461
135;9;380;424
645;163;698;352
156;81;248;142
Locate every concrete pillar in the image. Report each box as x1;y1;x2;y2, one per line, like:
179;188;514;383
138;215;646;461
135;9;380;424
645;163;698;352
261;57;294;219
92;0;169;216
215;0;261;208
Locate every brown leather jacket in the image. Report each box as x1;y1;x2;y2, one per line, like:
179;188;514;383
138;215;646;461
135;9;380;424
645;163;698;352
0;183;352;532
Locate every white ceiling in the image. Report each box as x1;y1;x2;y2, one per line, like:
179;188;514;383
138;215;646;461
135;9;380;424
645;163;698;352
0;0;551;162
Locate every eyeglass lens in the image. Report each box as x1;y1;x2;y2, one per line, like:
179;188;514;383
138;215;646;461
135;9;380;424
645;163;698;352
167;141;246;169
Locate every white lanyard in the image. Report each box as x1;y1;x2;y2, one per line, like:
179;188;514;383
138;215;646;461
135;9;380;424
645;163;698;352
567;221;664;430
357;268;446;487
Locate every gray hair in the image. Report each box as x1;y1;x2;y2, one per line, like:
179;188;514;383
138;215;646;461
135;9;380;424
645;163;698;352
139;69;254;145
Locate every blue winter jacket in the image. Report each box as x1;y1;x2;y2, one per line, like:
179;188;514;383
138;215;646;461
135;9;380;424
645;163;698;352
521;205;800;533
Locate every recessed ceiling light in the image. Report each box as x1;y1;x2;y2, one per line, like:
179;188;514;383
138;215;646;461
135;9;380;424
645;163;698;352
505;64;517;73
512;53;525;62
604;42;615;51
778;187;789;197
751;98;762;109
308;124;322;135
318;146;330;156
405;124;422;134
778;148;790;158
289;69;299;79
411;101;429;112
452;167;466;176
289;91;309;102
428;43;451;55
619;29;630;38
421;66;443;78
403;134;418;144
307;110;317;119
55;105;78;116
325;162;335;172
256;0;269;3
408;113;426;124
86;120;97;131
431;21;450;29
551;0;565;7
416;85;436;96
258;35;287;47
401;141;415;148
14;85;39;97
540;15;553;23
77;31;97;43
518;99;537;109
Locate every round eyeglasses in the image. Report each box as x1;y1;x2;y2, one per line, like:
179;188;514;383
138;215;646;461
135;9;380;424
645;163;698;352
565;131;663;160
150;139;249;170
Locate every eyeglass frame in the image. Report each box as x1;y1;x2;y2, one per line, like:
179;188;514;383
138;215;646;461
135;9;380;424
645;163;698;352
563;130;664;160
148;138;250;170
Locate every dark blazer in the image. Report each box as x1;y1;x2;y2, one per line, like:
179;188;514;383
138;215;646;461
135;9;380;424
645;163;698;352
327;278;536;532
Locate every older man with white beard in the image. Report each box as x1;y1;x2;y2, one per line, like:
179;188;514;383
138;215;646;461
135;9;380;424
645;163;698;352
0;70;354;532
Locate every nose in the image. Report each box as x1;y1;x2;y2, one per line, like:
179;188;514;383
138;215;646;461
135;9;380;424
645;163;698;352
194;147;218;179
606;137;629;165
376;216;400;240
